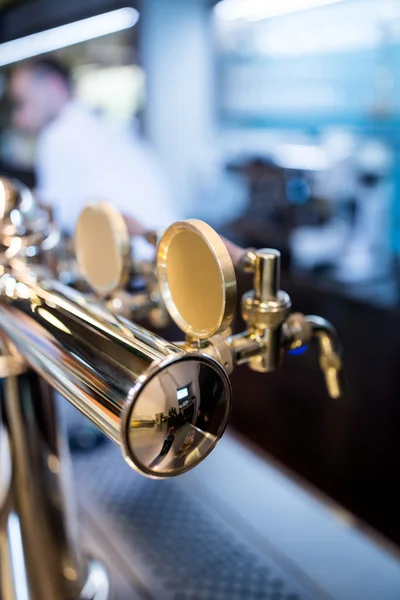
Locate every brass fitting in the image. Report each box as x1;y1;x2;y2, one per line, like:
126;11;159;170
239;249;291;372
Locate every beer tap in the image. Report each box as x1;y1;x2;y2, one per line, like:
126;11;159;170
75;201;169;327
0;177;343;600
74;202;343;400
155;219;343;399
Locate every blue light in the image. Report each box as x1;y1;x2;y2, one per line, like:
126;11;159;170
288;345;309;355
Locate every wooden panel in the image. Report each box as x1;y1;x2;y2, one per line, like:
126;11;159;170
229;271;400;548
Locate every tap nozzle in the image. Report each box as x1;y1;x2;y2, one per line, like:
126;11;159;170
285;313;343;399
306;315;342;399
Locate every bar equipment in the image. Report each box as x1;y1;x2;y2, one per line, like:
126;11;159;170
155;219;342;399
75;202;168;327
0;177;342;599
0;176;63;276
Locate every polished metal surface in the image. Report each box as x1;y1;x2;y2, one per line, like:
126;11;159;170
0;421;10;509
0;270;231;476
0;177;47;237
305;315;343;399
0;343;109;600
75;203;131;297
162;232;342;393
0;177;63;275
283;313;343;399
157;219;237;339
253;249;280;301
0;177;344;600
180;241;343;396
125;355;231;477
239;249;291;373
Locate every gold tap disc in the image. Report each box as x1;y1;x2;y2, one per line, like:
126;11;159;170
75;202;130;297
157;219;236;339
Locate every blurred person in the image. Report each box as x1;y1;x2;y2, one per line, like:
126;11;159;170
9;57;177;254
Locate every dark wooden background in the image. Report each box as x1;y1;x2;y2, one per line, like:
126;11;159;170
228;271;400;549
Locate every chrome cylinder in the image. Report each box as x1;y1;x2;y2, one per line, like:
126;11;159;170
0;349;109;600
1;370;85;600
0;272;231;478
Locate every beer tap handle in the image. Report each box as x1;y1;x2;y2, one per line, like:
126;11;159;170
234;247;291;373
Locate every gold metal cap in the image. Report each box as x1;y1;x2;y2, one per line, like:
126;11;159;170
157;219;236;339
75;202;130;297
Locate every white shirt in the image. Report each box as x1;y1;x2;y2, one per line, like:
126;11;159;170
36;101;178;256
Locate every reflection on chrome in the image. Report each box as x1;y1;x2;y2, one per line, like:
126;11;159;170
126;358;229;476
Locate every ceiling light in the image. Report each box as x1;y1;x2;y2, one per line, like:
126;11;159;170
0;7;139;67
214;0;345;22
